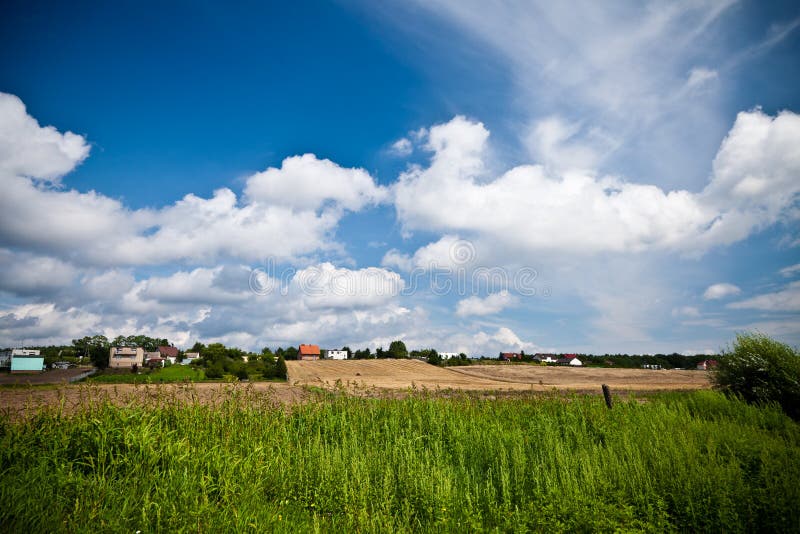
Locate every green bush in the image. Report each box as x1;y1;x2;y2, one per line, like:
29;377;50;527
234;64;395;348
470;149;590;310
713;332;800;419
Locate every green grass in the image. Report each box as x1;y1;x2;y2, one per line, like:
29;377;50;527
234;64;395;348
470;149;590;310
87;365;206;384
1;390;798;532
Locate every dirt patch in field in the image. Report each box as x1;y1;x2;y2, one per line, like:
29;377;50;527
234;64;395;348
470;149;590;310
287;359;712;393
0;368;93;385
0;382;308;421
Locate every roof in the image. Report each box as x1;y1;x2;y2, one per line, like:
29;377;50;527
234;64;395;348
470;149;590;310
299;344;321;355
158;346;179;358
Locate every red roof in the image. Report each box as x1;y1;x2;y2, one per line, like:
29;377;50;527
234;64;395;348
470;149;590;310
299;344;320;356
157;346;179;358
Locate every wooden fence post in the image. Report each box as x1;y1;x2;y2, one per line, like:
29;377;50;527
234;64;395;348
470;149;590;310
602;384;613;409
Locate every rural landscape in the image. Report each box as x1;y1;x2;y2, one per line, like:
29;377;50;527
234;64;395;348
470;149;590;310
2;1;800;532
2;332;800;531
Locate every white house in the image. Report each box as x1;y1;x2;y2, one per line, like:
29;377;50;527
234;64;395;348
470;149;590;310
534;353;558;363
324;349;348;360
557;355;583;366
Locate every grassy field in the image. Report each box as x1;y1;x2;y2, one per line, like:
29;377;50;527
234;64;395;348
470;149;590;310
1;389;798;532
87;365;207;384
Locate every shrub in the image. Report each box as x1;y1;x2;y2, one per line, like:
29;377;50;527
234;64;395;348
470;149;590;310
713;332;800;419
204;365;224;380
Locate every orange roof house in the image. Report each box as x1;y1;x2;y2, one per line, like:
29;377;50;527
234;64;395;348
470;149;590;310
299;344;321;361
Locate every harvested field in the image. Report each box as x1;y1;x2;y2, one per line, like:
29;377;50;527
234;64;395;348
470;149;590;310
287;359;712;392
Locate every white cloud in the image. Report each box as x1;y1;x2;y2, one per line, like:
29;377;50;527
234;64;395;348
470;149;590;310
389;137;413;156
0;250;78;296
0;303;101;346
394;111;800;256
291;263;404;310
0;94;387;267
703;283;741;300
0;93;90;182
671;306;700;318
456;290;516;316
244;153;386;211
728;281;800;312
780;263;800;278
524;116;618;171
685;67;718;90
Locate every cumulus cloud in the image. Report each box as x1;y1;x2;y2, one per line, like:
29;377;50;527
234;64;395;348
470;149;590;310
0;93;90;182
456;290;516;316
728;281;800;312
0;93;386;267
394;111;800;257
703;283;741;300
0;250;78;296
244;153;387;211
291;263;404;310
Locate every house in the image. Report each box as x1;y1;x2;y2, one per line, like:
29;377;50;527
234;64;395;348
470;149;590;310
145;354;166;368
182;352;200;365
697;359;718;370
534;353;558;363
500;352;522;361
157;346;179;364
557;354;583;366
9;349;44;373
324;349;348;360
439;352;459;360
109;346;145;369
299;344;321;360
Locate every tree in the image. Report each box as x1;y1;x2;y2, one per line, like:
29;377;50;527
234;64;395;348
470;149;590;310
713;332;800;420
72;335;110;369
276;355;287;379
283;346;299;360
388;340;408;359
426;349;441;366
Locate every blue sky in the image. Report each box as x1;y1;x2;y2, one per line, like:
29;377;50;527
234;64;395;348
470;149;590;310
1;0;798;355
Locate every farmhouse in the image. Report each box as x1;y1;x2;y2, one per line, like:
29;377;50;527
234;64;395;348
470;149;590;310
109;346;145;369
299;344;321;361
158;346;179;365
534;353;558;363
8;349;44;373
500;352;522;361
324;349;348;360
697;359;718;370
557;354;583;366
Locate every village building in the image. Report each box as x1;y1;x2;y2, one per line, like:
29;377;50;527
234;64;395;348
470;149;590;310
299;344;321;360
109;346;145;369
697;359;718;370
7;349;44;373
556;354;583;366
324;349;348;360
